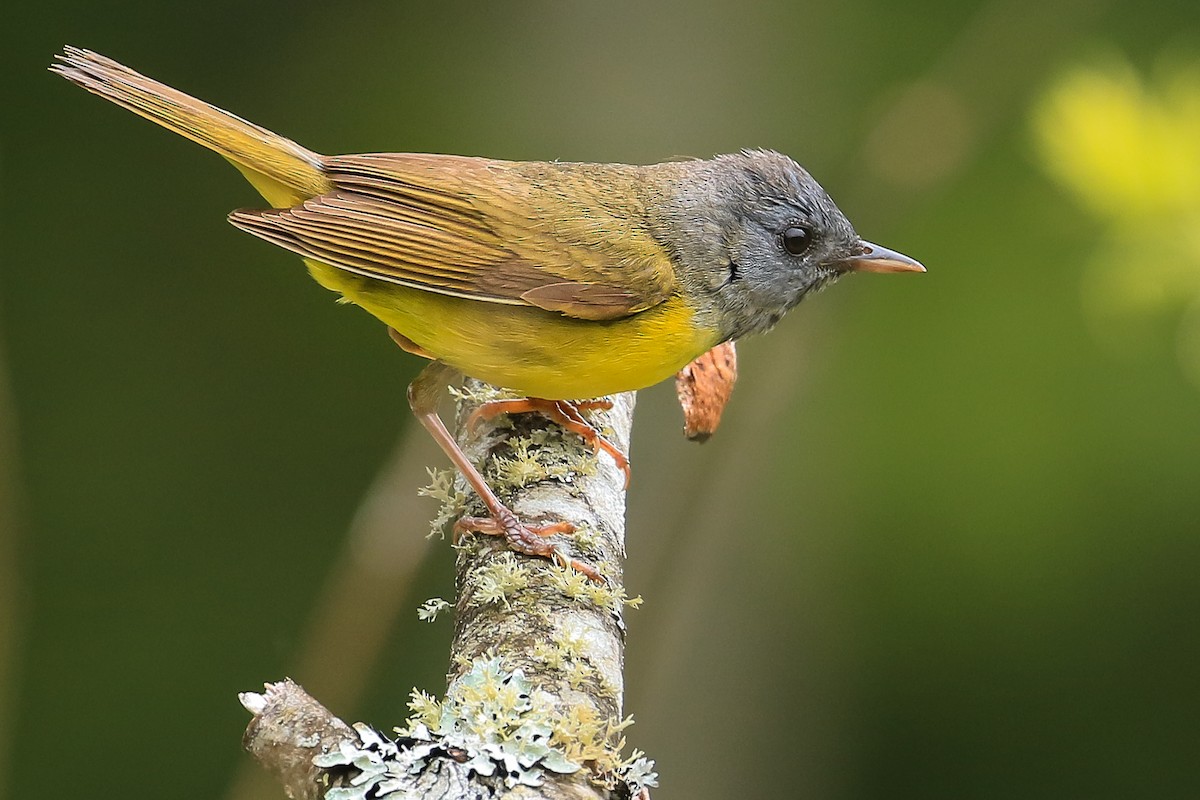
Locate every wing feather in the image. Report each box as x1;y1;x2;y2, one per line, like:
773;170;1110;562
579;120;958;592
228;153;677;320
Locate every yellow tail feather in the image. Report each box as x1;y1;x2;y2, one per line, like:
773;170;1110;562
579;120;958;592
51;46;332;208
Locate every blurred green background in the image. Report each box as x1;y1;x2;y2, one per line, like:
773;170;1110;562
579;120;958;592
3;1;1199;798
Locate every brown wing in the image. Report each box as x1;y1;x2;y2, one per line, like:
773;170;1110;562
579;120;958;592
228;153;677;321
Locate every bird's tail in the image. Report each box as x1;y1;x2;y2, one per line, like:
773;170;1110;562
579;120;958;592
51;46;332;207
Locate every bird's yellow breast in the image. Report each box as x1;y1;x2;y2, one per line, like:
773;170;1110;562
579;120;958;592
307;261;719;399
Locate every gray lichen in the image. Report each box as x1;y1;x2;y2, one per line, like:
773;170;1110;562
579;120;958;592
417;598;452;622
313;657;657;798
401;657;581;786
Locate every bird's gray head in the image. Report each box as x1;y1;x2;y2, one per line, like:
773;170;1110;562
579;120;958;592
659;149;923;341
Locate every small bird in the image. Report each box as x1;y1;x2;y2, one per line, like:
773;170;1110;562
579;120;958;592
52;46;924;579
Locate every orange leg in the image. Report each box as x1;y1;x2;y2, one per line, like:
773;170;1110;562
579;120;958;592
388;328;437;359
467;398;631;488
406;358;604;583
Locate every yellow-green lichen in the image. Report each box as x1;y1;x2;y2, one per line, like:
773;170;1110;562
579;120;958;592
528;628;607;694
448;383;518;406
567;523;602;551
546;563;643;613
468;553;531;609
529;640;568;671
550;704;634;773
417;467;466;539
405;689;442;729
487;432;598;493
564;659;595;690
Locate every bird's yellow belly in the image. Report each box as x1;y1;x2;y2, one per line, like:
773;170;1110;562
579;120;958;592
308;261;720;399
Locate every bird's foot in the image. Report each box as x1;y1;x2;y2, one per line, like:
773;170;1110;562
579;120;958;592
454;507;603;582
466;397;631;488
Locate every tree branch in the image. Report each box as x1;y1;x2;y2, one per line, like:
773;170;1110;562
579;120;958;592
241;384;653;799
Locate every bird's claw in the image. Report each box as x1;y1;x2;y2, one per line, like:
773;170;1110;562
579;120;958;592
454;511;603;583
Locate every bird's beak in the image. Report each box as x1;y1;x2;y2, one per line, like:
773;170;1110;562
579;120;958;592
837;240;926;274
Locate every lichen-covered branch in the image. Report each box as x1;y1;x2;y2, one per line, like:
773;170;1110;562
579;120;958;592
239;681;358;800
241;384;654;800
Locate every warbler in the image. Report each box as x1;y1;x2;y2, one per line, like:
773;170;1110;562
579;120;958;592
52;46;924;579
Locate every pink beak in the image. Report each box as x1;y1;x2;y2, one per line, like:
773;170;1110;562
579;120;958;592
839;240;926;274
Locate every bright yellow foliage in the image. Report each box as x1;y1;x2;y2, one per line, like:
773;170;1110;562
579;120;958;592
1035;58;1200;370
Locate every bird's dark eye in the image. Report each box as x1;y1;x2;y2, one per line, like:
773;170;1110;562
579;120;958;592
781;226;813;256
